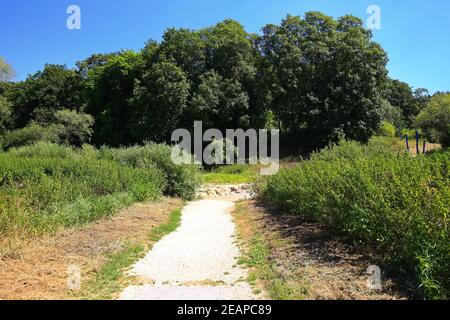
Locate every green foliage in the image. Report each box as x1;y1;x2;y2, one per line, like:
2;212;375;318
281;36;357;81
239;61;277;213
0;57;15;82
261;141;450;299
379;99;405;133
377;121;396;137
202;164;259;184
385;80;430;128
401;128;419;139
0;14;431;152
53;109;94;146
0;145;166;239
0;95;12;134
85;51;142;146
98;143;201;200
1;122;59;149
416;93;450;148
1;109;94;149
8;64;84;128
259;13;389;147
130;61;190;143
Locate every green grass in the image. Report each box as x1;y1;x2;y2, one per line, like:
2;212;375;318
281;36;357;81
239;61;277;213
79;208;183;300
202;164;259;184
0;142;200;250
149;209;182;242
261;140;450;300
80;243;145;300
0;152;166;241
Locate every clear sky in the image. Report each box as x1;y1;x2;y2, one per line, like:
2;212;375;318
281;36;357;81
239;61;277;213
1;0;449;93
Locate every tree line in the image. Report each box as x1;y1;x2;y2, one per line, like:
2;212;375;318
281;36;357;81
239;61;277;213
0;12;448;151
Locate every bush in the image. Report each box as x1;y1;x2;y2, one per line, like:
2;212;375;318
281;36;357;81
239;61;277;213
416;93;450;148
377;121;396;137
261;140;449;299
0;150;166;238
1;122;59;149
99;143;201;200
7;141;79;159
53;109;94;146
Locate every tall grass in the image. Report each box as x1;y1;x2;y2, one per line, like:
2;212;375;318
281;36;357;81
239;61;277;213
0;153;166;239
7;142;202;199
0;142;200;247
261;140;449;299
98;143;201;200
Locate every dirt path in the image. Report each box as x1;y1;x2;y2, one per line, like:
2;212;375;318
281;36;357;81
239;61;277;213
120;188;258;300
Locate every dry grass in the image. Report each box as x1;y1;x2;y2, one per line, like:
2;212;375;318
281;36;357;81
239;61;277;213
0;198;182;300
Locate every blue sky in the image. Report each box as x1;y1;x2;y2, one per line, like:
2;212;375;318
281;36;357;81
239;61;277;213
1;0;449;93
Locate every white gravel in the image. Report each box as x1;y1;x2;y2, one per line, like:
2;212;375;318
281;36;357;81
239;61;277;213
120;199;257;300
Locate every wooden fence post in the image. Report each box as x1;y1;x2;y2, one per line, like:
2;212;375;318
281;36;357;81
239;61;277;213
415;130;420;155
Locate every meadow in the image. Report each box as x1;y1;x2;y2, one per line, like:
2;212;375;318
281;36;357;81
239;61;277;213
0;142;200;254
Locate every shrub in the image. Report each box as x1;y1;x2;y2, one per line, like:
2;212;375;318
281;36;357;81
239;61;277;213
377;121;396;137
1;122;59;149
99;143;201;200
7;141;79;159
53;109;94;146
261;140;449;299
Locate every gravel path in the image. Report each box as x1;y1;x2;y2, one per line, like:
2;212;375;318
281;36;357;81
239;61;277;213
120;198;257;300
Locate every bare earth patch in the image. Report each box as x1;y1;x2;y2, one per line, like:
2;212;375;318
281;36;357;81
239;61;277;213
234;201;411;300
0;198;181;300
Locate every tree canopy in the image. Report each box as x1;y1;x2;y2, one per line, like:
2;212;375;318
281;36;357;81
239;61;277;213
416;93;450;148
0;13;435;152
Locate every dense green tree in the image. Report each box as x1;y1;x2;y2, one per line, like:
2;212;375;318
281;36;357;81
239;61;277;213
6;64;84;128
416;93;450;148
259;13;389;147
1;14;437;152
130;61;190;143
379;99;405;133
191;71;250;131
84;51;142;146
157;28;207;84
153;20;258;131
0;96;12;134
385;81;431;128
0;57;15;82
